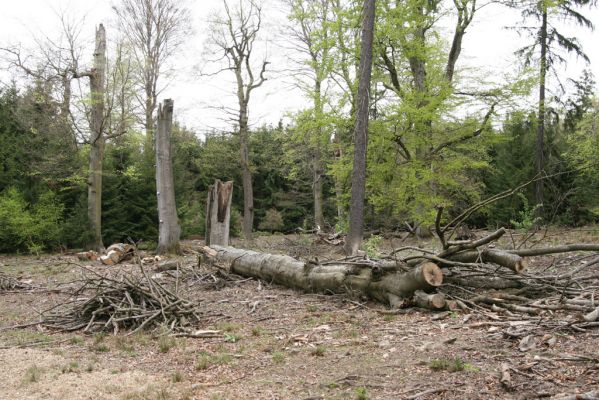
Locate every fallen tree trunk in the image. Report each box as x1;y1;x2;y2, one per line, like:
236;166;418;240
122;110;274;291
201;246;443;306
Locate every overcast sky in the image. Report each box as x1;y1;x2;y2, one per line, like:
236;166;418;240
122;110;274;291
1;0;597;134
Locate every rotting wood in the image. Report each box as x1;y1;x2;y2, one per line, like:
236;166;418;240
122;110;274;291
201;245;443;306
205;180;233;246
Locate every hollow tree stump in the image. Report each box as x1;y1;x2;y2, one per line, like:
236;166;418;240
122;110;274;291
205;180;233;246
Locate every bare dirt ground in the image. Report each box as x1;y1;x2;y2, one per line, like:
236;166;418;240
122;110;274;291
1;231;598;400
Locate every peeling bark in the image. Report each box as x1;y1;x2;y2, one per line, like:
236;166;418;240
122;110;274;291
201;246;443;305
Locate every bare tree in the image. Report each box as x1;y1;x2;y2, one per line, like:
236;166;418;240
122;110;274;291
345;0;375;256
207;0;268;240
112;0;191;142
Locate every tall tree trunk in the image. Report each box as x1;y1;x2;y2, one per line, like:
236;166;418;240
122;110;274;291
345;0;375;255
87;24;107;252
313;78;325;230
239;101;254;240
333;131;346;223
155;99;181;254
535;6;548;213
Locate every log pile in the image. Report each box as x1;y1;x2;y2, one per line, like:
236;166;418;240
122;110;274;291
41;266;200;334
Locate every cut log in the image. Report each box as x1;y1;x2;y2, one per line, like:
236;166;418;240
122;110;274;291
446;249;528;273
202;246;443;305
413;290;446;310
205;180;233;246
100;243;133;265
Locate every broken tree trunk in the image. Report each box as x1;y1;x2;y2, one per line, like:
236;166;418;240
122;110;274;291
201;246;443;306
155;99;181;254
205;180;233;246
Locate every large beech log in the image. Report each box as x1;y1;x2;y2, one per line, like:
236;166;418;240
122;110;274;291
201;246;443;305
446;249;528;273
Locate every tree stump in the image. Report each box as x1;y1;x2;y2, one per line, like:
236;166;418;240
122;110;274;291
205;180;233;246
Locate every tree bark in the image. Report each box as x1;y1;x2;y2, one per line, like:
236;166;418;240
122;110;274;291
87;24;107;252
413;290;447;310
205;180;233;246
239;101;254;240
202;246;443;305
345;0;375;255
313;79;325;230
155;99;181;254
535;6;548;213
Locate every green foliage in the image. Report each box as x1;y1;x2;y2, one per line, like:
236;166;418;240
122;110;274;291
429;357;466;372
258;209;285;232
0;187;64;253
363;235;382;258
510;193;542;230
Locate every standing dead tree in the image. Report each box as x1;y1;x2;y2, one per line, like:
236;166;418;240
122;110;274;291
155;99;181;254
206;0;269;240
79;24;108;251
205;180;234;246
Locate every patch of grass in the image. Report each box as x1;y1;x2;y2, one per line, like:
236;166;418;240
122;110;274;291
61;361;79;374
215;321;242;332
195;351;234;371
158;335;176;354
85;363;94;373
92;343;110;353
171;371;183;383
224;333;241;343
355;387;369;400
2;330;53;346
383;314;396;322
121;386;172;400
93;332;107;344
326;382;340;389
251;326;263;336
70;336;85;345
306;304;318;313
23;365;43;383
429;357;466;372
311;345;326;357
115;336;137;356
272;351;285;364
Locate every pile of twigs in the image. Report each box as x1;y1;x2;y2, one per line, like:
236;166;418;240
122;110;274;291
0;273;34;292
41;266;200;334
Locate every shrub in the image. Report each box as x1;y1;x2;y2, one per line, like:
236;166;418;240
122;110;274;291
0;187;64;253
258;208;284;232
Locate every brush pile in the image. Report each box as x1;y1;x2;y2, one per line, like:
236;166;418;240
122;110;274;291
0;273;34;292
41;267;200;334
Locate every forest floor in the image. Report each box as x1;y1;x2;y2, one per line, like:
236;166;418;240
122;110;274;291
1;229;598;400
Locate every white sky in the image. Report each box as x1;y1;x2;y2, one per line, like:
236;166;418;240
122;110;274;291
0;0;598;134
